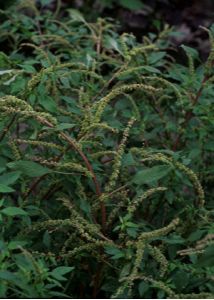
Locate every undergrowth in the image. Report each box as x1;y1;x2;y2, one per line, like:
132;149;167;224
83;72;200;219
0;0;213;298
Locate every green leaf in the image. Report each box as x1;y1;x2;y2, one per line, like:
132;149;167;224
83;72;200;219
149;51;166;64
132;165;172;185
140;66;161;74
197;245;214;267
0;158;7;168
181;45;199;60
105;36;122;54
51;266;74;281
39;95;57;113
187;230;206;242
138;281;150;297
43;123;76;131
127;227;138;238
79;198;91;217
162;235;185;244
67;9;85;22
204;141;214;151
0;52;11;68
119;263;132;279
122;152;135;167
18;64;36;73
43;230;51;248
172;271;189;290
7;161;51;177
104;246;125;259
55;123;76;131
1;207;28;216
0;171;21;186
8;240;28;250
126;221;138;228
0;270;18;283
0;168;5;174
119;0;144;10
0;184;14;193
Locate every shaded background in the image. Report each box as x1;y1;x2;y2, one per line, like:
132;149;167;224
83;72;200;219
72;0;214;60
0;0;214;59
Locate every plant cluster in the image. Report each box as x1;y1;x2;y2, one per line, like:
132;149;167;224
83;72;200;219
0;0;213;298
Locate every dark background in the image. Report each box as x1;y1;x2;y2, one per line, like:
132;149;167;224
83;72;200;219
71;0;214;60
1;0;214;59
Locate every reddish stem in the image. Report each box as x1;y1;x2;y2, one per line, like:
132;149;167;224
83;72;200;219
38;118;106;231
23;175;45;200
173;75;210;151
0;115;16;142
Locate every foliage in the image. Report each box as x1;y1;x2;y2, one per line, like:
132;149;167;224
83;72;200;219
0;0;213;298
79;0;145;14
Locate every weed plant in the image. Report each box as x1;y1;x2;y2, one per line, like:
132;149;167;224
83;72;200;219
0;1;213;298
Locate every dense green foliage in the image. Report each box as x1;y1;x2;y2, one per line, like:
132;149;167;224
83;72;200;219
0;1;214;298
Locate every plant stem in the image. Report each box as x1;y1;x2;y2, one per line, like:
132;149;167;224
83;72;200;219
37;117;107;231
0;115;16;142
173;74;210;151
